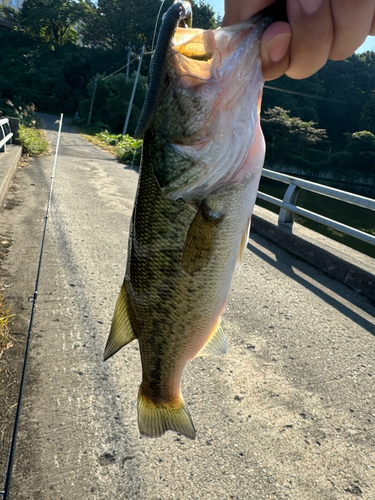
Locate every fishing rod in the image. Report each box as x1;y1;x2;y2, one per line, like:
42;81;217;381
0;114;64;500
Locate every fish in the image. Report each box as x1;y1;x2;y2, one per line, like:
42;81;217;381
104;0;270;439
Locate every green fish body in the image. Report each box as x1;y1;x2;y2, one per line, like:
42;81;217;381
105;2;268;439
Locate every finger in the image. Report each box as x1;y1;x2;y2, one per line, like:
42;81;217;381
329;0;375;60
371;11;375;35
260;21;291;80
286;0;334;80
222;0;275;26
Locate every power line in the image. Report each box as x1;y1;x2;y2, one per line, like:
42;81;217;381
264;84;362;106
100;50;154;82
102;56;141;81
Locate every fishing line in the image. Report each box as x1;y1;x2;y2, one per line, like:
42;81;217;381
0;114;64;500
101;49;154;83
152;0;167;53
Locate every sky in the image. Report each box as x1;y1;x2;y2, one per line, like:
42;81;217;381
206;0;374;54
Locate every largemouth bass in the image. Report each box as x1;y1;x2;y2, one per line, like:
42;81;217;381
104;1;269;439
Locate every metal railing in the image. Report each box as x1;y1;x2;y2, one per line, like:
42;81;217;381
257;168;375;247
0;118;13;153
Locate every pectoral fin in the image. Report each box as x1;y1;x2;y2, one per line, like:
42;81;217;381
104;283;136;361
182;199;224;273
195;322;228;357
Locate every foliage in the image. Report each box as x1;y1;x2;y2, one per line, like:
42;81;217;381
190;0;220;29
325;130;375;174
346;130;375;153
19;124;50;156
0;294;14;358
0;100;36;126
0;28;126;115
0;1;20;24
262;53;375;151
261;107;329;170
0;99;48;155
19;0;93;45
71;121;142;163
78;72;148;135
95;131;142;163
82;0;218;51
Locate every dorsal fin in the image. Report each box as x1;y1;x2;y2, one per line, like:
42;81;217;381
104;283;136;361
195;323;228;357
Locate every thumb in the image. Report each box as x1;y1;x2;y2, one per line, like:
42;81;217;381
260;21;291;81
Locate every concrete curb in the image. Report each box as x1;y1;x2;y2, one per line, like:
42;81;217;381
251;205;375;303
0;145;22;207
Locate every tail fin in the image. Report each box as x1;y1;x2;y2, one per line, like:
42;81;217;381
137;387;196;440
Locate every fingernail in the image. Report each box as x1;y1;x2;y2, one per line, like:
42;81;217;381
299;0;324;14
267;33;291;63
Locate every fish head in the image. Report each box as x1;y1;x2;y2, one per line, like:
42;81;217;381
157;21;266;139
136;4;270;200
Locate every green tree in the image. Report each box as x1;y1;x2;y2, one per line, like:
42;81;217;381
83;0;162;51
79;73;148;134
82;0;218;51
262;107;329;170
190;0;219;29
346;130;375;153
0;1;20;24
20;0;93;45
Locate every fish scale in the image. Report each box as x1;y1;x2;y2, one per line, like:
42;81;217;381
133;132;252;429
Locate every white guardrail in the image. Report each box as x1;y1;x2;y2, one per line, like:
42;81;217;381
257;168;375;247
0;118;13;153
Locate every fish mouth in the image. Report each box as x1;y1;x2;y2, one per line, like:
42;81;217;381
134;1;193;139
135;1;273;141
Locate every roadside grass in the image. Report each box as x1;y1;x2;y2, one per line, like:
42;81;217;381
2;101;50;157
19;123;50;157
0;294;14;358
70;122;142;165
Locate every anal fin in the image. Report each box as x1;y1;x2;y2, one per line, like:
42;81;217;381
138;387;196;440
195;322;228;357
104;283;136;361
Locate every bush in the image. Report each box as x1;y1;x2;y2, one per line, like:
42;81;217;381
0;100;36;127
79;73;147;135
95;131;143;164
19;125;50;156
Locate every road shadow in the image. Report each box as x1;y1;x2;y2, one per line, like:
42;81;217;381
247;234;375;336
123;164;140;174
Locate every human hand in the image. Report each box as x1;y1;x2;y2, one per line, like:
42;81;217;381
222;0;375;80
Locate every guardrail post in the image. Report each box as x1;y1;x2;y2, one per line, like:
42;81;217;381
8;117;19;144
279;183;300;225
0;121;5;153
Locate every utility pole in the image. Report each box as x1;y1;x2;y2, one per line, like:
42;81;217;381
123;45;145;136
87;74;98;126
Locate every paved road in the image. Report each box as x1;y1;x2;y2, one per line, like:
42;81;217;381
1;114;375;499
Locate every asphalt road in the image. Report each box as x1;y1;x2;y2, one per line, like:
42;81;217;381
1;114;375;499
